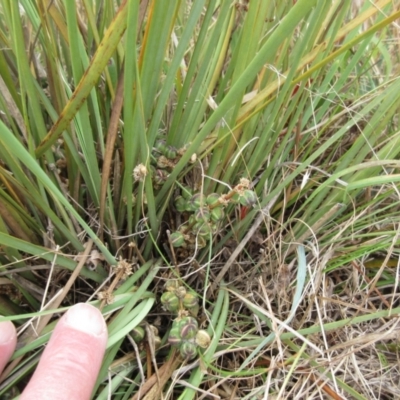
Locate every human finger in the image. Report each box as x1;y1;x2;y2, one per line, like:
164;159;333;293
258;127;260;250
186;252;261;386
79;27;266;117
0;320;17;375
20;303;107;400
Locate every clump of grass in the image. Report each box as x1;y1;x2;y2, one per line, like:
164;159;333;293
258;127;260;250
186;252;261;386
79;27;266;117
1;1;400;398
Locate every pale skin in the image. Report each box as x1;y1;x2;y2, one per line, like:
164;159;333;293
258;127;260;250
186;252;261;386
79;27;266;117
0;303;107;400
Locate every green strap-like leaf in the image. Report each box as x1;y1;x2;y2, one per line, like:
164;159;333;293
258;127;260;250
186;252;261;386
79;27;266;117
35;0;129;158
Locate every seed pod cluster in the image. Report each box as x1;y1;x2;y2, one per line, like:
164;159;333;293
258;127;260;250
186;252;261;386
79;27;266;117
167;316;211;360
154;140;178;160
161;280;209;360
150;139;185;187
170;192;225;249
161;280;200;316
171;180;258;248
130;324;161;348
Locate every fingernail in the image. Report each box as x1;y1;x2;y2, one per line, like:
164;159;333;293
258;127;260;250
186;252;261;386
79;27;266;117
64;304;106;336
0;320;17;345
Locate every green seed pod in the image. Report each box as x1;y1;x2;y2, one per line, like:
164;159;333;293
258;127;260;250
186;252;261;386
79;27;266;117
230;192;240;204
206;193;220;208
175;196;187;212
177;316;198;335
165;145;178;159
195;330;211;348
180;320;198;340
154;140;167;154
168;326;182;346
196;223;212;238
180;341;197;360
164;279;180;292
182;292;198;309
239;189;257;207
169;231;186;248
181;187;194;200
131;326;145;343
188;214;197;226
194;208;210;223
210;207;224;222
187;193;204;212
161;292;180;313
192;221;202;231
171;318;180;329
183;293;200;316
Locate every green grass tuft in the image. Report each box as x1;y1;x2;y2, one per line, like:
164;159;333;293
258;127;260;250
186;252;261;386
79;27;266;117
0;1;400;398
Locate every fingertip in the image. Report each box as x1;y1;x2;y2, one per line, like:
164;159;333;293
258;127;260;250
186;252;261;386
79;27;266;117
63;303;107;338
0;320;16;345
0;320;17;374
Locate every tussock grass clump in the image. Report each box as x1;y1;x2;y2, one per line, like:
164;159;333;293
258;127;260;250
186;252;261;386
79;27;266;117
0;1;400;398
